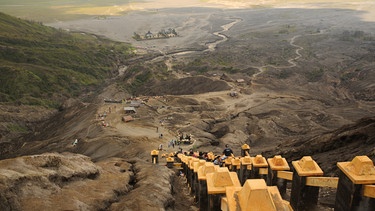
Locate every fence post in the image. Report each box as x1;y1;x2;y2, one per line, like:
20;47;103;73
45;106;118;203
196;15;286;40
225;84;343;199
184;156;192;180
231;157;241;173
241;144;250;157
222;179;293;211
267;155;290;197
208;152;216;162
188;157;199;194
290;156;323;211
151;150;159;164
251;154;268;180
176;153;182;163
224;156;234;169
240;156;252;185
335;156;375;211
193;160;206;200
198;162;219;211
206;167;241;211
166;157;174;168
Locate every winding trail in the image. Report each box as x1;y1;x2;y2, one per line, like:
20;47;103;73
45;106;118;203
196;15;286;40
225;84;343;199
145;17;326;79
205;18;242;51
148;17;243;64
253;30;326;77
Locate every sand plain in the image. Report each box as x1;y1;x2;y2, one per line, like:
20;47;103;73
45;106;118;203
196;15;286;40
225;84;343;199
43;0;375;154
45;0;375;55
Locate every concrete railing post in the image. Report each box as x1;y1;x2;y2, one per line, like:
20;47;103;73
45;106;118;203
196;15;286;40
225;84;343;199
206;152;215;162
206;167;241;211
267;155;290;197
175;153;182;163
193;160;206;200
230;157;241;173
335;156;375;211
180;155;187;174
197;162;218;211
241;144;250;157
240;156;252;185
183;156;192;182
224;157;234;169
222;179;293;211
251;154;268;180
290;156;323;211
151;150;159;164
188;157;199;194
166;157;174;168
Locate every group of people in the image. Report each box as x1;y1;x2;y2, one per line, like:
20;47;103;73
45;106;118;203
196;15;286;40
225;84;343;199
213;144;234;165
157;129;235;166
176;133;194;144
158;133;194;152
168;139;177;148
173;144;235;167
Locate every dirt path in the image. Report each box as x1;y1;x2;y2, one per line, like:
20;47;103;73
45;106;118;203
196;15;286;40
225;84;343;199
206;17;243;51
149;16;242;68
253;29;327;78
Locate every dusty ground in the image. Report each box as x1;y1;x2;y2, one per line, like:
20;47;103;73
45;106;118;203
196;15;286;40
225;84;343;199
1;0;375;210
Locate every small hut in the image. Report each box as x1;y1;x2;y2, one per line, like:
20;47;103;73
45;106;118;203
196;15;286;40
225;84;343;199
236;79;245;83
124;107;136;114
130;101;142;108
122;116;134;122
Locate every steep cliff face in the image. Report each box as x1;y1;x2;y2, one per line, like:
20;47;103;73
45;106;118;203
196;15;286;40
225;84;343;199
0;153;179;211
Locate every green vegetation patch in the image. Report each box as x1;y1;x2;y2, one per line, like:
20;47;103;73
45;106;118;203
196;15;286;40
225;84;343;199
121;62;167;95
0;12;133;107
7;123;28;133
305;68;324;82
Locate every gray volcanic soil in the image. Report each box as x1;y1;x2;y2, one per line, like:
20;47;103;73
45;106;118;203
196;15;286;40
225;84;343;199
1;3;375;211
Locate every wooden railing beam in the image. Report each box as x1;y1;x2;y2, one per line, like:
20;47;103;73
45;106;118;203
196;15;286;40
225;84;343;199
363;185;375;198
277;171;293;181
305;177;338;188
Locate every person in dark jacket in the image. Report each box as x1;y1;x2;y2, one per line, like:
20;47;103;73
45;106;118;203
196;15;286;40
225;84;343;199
222;144;233;160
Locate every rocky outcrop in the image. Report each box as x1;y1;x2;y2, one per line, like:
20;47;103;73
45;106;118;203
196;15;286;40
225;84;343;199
265;116;375;175
0;152;176;211
109;161;175;211
0;105;57;157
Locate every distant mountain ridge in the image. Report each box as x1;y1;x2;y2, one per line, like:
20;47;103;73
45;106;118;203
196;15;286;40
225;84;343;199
0;12;133;108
